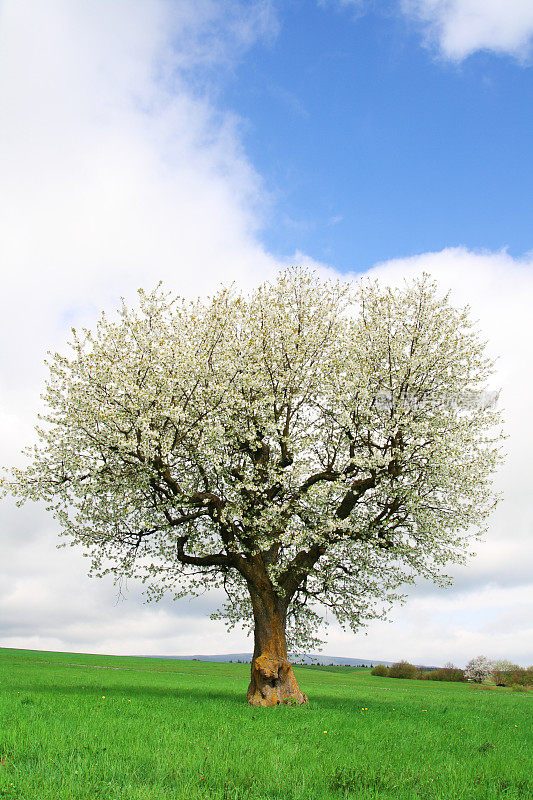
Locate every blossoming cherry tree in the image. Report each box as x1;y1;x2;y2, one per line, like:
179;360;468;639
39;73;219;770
5;269;502;705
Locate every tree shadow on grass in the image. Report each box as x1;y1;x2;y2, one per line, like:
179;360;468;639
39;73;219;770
12;681;246;706
13;679;399;714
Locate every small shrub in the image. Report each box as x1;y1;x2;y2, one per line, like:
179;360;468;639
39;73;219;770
389;660;418;679
491;661;532;687
492;661;522;686
370;664;390;677
428;663;466;682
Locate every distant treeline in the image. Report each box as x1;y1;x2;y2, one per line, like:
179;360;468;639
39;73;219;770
371;660;533;686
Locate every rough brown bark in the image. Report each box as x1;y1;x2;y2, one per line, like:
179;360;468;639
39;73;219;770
246;586;307;707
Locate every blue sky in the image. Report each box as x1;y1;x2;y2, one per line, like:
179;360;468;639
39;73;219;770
215;1;533;271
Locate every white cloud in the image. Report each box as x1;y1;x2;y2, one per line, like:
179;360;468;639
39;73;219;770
328;584;533;666
0;0;278;405
334;247;533;666
0;0;278;654
1;2;532;668
402;0;533;60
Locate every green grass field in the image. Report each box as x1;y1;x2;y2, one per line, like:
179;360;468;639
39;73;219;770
0;648;531;800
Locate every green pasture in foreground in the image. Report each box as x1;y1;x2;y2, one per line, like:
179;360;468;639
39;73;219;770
0;648;531;800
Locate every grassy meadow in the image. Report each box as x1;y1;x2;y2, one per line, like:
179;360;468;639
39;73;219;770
0;647;531;800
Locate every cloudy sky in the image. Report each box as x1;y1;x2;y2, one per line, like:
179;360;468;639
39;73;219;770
1;0;532;667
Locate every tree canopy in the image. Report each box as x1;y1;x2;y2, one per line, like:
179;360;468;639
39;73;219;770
5;268;503;704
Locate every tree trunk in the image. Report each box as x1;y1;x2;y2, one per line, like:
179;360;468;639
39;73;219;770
246;587;307;707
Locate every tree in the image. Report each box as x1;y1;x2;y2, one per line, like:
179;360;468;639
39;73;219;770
491;659;523;686
370;664;390;677
388;661;418;679
465;655;494;683
428;662;465;682
4;268;503;706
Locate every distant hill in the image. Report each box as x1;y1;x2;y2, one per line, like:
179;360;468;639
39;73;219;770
147;653;438;669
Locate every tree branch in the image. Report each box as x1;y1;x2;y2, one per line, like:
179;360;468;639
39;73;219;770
299;469;339;494
278;542;327;600
336;472;377;519
176;536;232;568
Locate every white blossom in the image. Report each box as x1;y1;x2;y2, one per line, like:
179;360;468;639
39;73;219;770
2;268;504;650
465;655;494;683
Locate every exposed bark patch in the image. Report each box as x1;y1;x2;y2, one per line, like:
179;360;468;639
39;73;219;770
247;653;307;707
